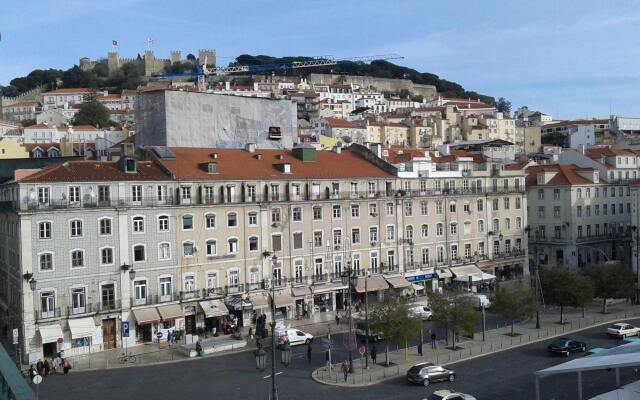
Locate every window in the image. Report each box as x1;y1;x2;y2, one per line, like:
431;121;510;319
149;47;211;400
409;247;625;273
184;275;196;292
333;229;342;246
369;227;378;243
436;223;443;236
134;280;147;303
350;182;358;197
350;204;360;218
132;216;145;233
159;242;171;260
404;202;412;216
246;185;256;201
270;184;280;201
159;277;172;299
313;206;322;220
586;205;591;217
205;214;216;229
313;231;323;247
449;201;456;213
228;213;237;227
478;220;485;232
369;203;377;217
503;197;510;210
157;185;167;202
205;240;217;256
420;201;428;215
505;218;511;230
368;182;376;197
156;215;169;232
248;212;258;226
39;253;53;271
538;206;545;218
38;221;51;239
515;197;521;209
437;247;444;263
68;186;81;204
421;248;429;265
386;202;394;216
291;184;301;201
516;217;522;229
38;187;50;204
271;235;281;252
71;250;84;268
351;228;360;244
577;206;582;218
493;219;500;232
450;223;457;235
99;218;112;235
293;207;303;221
272;208;281;223
385;225;395;241
207;272;219;289
421;224;429;238
182;215;193;230
70;219;83;237
478;242;485;255
332;205;341;219
463;202;470;213
181;186;192;202
101;284;115;310
293;232;303;249
595;205;600;216
71;288;86;313
183;242;195;257
133;245;145;262
101;248;113;265
405;225;414;241
477;199;484;211
492;199;499;211
538;189;544;200
229;238;240;253
554;188;560;200
131;185;142;203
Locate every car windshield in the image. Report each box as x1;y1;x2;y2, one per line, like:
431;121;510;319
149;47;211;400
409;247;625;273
428;395;446;400
408;365;426;374
611;324;624;329
551;339;569;347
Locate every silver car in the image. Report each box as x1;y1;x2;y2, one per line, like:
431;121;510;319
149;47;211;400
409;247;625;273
406;362;456;386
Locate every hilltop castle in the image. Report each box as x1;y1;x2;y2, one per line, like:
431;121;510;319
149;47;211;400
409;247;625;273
79;49;216;77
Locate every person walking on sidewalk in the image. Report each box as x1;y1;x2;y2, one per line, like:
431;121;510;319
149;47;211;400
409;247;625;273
370;346;377;365
417;342;423;356
430;332;437;349
335;312;340;325
307;343;312;363
341;360;349;382
62;358;71;375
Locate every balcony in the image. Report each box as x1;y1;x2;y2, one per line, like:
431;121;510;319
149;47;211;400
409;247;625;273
202;287;226;298
226;284;244;295
180;290;200;301
381;264;399;274
98;299;121;313
66;303;94;316
576;233;631;244
272;278;288;289
312;274;329;283
36;307;62;321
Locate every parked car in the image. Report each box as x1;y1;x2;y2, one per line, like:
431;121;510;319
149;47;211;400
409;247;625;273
409;305;433;320
426;390;477;400
406;362;455;386
607;323;640;338
463;294;491;310
547;338;586;357
275;328;313;347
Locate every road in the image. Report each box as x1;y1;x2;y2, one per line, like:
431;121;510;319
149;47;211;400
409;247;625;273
38;316;637;400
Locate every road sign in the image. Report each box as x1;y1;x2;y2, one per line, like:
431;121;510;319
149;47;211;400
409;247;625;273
358;345;366;355
57;337;63;344
122;321;130;338
32;375;42;385
156;331;163;339
12;328;18;345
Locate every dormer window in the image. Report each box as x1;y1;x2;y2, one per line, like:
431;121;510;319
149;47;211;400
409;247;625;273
537;174;544;185
207;162;218;174
124;158;136;173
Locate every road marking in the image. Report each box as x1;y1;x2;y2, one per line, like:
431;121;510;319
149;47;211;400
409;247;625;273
263;372;283;379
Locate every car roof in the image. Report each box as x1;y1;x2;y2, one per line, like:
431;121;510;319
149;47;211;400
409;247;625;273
413;362;434;367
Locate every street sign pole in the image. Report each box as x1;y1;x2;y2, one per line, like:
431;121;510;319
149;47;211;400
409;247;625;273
327;326;332;372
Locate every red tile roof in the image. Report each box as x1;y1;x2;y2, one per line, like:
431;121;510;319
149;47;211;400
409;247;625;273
44;88;91;94
525;164;597;187
324;118;361;129
156;147;394;180
18;161;170;183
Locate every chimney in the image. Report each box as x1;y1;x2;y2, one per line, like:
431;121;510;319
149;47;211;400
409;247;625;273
245;143;256;153
370;143;382;158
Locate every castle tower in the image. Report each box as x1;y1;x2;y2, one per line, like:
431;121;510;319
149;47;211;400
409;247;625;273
198;49;217;67
144;50;156;76
107;52;120;76
170;51;181;64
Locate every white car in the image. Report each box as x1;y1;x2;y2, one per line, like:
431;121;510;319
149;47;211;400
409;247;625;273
409;305;433;321
607;323;640;338
276;328;313;347
426;390;477;400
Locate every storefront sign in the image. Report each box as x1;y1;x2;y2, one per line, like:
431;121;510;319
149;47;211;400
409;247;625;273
405;273;436;282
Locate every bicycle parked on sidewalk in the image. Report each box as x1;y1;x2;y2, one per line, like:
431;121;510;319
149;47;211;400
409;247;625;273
118;352;137;364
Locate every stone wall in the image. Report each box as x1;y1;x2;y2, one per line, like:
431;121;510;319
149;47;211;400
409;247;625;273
309;73;437;99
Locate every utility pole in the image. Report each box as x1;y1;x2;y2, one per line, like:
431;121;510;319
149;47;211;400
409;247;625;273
364;273;369;369
481;304;486;341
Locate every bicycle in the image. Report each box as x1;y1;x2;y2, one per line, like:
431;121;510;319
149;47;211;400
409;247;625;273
118;352;137;364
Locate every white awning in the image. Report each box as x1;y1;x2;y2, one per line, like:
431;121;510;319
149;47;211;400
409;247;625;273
435;267;453;279
451;265;484;281
275;291;294;308
411;283;425;291
355;275;389;293
292;286;311;297
312;282;348;294
157;304;183;321
248;292;269;309
384;275;412;289
38;324;64;344
67;317;97;339
132;307;161;325
199;300;227;318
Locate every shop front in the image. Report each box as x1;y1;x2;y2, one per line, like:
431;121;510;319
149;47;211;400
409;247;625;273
37;323;64;358
434;267;453;291
451;264;496;292
311;282;346;314
67;317;99;355
199;299;228;336
274;290;294;320
156;304;184;341
132;307;161;343
292;286;312;319
354;275;389;302
225;296;253;328
248;292;269;324
384;275;413;297
404;269;437;295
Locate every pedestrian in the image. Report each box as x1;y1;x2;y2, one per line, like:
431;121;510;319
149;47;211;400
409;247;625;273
417;342;423;356
303;303;309;318
249;327;254;340
28;365;36;379
370;346;377;365
195;340;203;357
167;330;173;344
431;332;437;349
341;360;348;382
36;360;43;376
307;343;312;363
335;313;340;325
62;358;71;375
43;359;50;376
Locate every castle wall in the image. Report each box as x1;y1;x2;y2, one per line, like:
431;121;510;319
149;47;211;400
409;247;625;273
309;73;437;99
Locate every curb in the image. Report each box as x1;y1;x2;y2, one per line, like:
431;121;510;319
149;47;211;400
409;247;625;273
310;311;640;387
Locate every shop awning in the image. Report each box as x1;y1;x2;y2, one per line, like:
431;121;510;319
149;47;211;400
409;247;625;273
157;304;183;321
226;296;254;311
275;291;294;308
248;293;269;309
199;300;227;318
38;324;63;344
67;317;97;339
451;265;486;283
384;275;412;289
411;283;425;291
456;272;496;282
435;267;453;279
311;282;348;294
405;268;436;282
354;275;389;293
292;286;311;297
132;307;161;325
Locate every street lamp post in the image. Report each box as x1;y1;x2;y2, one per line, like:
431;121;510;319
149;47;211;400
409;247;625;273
364;272;370;369
341;260;357;373
254;254;291;400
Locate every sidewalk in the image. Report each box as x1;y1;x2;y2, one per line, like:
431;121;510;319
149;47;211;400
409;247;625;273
311;302;640;387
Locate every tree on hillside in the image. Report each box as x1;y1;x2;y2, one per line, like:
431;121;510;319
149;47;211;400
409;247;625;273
369;300;421;366
186;53;196;61
61;66;97;89
496;97;512;116
586;264;635;314
20;119;37;127
492;285;537;336
430;292;478;349
542;132;566;147
540;268;594;323
74;99;110;128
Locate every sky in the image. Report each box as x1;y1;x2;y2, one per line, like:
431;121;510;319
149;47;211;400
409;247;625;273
1;0;639;119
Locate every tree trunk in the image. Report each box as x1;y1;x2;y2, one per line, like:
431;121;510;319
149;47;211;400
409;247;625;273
560;305;564;324
452;330;456;349
603;298;608;314
385;343;389;366
511;320;515;336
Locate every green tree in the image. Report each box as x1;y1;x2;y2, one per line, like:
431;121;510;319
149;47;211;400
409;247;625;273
186;53;196;61
542;132;566;147
369;300;421;366
20;119;37;127
540;268;593;323
93;61;109;78
73;99;110;128
491;285;537;336
496;97;512;116
61;66;97;88
586;264;635;313
430;292;478;349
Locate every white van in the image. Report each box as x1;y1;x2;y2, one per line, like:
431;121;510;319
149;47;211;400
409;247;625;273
275;328;313;347
465;294;491;310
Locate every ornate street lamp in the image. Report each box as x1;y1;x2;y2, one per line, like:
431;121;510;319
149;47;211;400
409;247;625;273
254;345;267;372
280;342;291;367
129;268;136;281
28;278;37;291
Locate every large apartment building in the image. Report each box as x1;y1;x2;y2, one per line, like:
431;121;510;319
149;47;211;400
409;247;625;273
0;143;528;363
